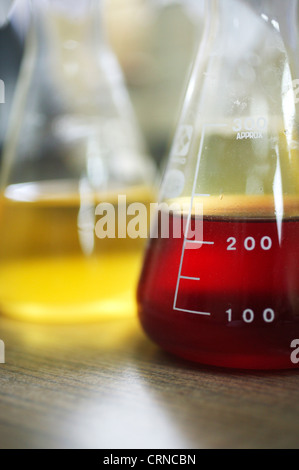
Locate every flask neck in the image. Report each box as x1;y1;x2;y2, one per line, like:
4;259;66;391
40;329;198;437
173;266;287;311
31;0;103;19
206;0;299;58
29;0;106;53
25;0;121;105
201;0;299;100
248;0;298;51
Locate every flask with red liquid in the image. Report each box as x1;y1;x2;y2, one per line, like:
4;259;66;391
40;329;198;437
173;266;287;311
138;0;299;369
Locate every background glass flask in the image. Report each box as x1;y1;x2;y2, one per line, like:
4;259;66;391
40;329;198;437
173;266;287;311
138;0;299;369
0;0;154;323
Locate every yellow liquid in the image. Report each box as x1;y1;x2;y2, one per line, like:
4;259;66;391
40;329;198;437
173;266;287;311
0;182;153;323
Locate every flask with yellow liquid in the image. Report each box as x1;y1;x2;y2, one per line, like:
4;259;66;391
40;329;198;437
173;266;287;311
0;0;155;323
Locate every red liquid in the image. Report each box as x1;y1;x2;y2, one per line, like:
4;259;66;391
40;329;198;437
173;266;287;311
138;214;299;369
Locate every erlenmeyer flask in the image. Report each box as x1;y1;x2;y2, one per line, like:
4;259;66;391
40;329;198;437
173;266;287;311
0;0;154;323
138;0;299;369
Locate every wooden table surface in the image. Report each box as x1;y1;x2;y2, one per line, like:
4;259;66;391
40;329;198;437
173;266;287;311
0;314;298;449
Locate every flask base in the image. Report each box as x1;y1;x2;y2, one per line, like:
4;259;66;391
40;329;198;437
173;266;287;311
139;313;299;370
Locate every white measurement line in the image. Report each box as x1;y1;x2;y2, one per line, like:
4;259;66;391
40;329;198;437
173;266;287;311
185;240;215;245
174;308;211;316
173;238;187;310
173;123;227;316
180;276;200;281
182;127;208;240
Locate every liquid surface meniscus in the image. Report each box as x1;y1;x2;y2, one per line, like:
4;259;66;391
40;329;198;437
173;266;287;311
138;210;299;369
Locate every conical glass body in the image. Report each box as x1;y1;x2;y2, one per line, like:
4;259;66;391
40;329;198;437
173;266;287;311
138;0;299;369
0;0;154;323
